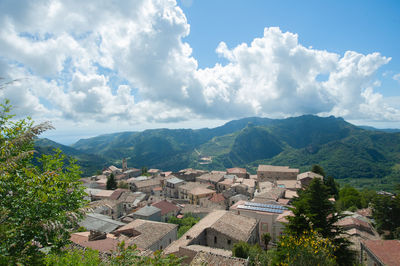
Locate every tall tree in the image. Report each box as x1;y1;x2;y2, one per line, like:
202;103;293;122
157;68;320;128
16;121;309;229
106;173;117;190
285;178;355;265
0;100;87;264
311;164;326;177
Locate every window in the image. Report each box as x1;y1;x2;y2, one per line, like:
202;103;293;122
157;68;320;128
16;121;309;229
227;239;231;245
214;236;217;244
169;239;171;244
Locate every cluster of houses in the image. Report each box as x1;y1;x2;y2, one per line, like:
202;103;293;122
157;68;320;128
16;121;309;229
77;162;399;265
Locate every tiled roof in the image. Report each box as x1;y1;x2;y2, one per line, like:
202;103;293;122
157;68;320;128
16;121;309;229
209;193;225;203
79;213;125;233
70;232;119;254
197;173;225;183
362;240;400;266
297;171;323;180
152;200;180;216
167;176;185;184
257;165;299;173
210;212;257;242
134;205;161;217
115;219;177;250
109;189;129;200
226;167;247;174
190;251;248;266
189;187;215;196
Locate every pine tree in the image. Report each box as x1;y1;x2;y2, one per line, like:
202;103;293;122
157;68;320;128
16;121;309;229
106;173;117;190
285;178;355;265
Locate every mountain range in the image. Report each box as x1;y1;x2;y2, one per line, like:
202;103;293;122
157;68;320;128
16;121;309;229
34;115;400;191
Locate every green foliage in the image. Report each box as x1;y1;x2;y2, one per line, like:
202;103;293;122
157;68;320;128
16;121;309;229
232;241;269;266
261;232;271;250
44;247;102;266
272;230;337;266
336;185;362;211
109;242;183;266
324;175;339;199
285;178;355;265
44;243;184;266
371;194;400;238
118;180;129;189
167;213;200;238
311;164;326;177
0;100;87;264
106;173;117;190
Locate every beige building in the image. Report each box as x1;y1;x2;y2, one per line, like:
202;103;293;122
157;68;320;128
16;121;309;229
227;167;249;179
178;182;210;200
164;210;258;256
230;200;289;245
189;187;216;205
257;165;299;182
297;171;323;187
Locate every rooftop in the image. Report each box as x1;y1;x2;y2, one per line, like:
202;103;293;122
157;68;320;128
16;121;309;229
362;240;400;266
79;213;125;233
167;176;185;184
227;167;247;174
297;171;323;180
210;212;258;242
115;219;178;250
190;251;248;266
189;187;215;196
257;165;299;173
197;173;225;183
134;205;161;217
209;193;225;203
70;232;119;254
152;200;180;216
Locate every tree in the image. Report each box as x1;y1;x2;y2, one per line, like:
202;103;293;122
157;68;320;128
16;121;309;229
371;194;400;238
0;100;87;264
324;175;339;199
285;178;355;265
337;185;362;211
107;173;117;190
261;232;271;250
232;241;269;266
311;164;326;177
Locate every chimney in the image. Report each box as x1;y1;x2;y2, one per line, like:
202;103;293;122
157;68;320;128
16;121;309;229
88;230;107;241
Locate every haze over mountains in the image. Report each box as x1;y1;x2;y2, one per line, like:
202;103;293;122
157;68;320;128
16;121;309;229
35;115;400;190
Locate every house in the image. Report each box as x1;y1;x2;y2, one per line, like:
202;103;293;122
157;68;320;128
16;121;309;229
130;177;163;194
132;205;162;221
276;180;301;191
297;171;323;187
84;188;115;201
360;240;400;266
257;165;299;182
123;168;141;178
114;219;178;251
226;168;249;179
165;176;185;198
79;213;125;233
217;178;235;192
199;193;226;209
89;199;124;219
196;173;225;187
152;200;181;222
253;182;285;202
188;187;216;205
180;204;218;219
108;165;122;175
118;191;146;212
174;168;208;182
178;182;210;200
230;200;289;245
164;210;258;256
229;194;249;207
147;168;161;175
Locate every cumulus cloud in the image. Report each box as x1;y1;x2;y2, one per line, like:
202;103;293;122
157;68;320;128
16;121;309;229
0;0;398;132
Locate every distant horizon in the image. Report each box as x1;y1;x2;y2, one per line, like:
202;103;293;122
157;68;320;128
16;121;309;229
40;114;400;146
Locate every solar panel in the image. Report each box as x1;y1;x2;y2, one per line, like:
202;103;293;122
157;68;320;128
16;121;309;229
237;204;285;214
243;202;288;210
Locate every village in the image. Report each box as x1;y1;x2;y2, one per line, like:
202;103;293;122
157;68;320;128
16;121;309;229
75;160;394;265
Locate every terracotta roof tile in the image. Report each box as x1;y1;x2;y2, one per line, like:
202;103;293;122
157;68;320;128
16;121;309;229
362;240;400;266
152;200;180;216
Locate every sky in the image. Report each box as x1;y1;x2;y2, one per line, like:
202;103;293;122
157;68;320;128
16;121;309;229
0;0;399;144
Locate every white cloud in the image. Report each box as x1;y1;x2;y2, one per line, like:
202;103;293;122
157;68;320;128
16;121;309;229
394;73;400;83
0;0;398;136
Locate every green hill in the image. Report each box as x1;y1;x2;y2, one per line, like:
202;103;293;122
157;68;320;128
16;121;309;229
36;115;400;191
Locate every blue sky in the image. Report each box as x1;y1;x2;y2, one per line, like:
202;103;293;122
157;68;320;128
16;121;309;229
0;0;399;144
